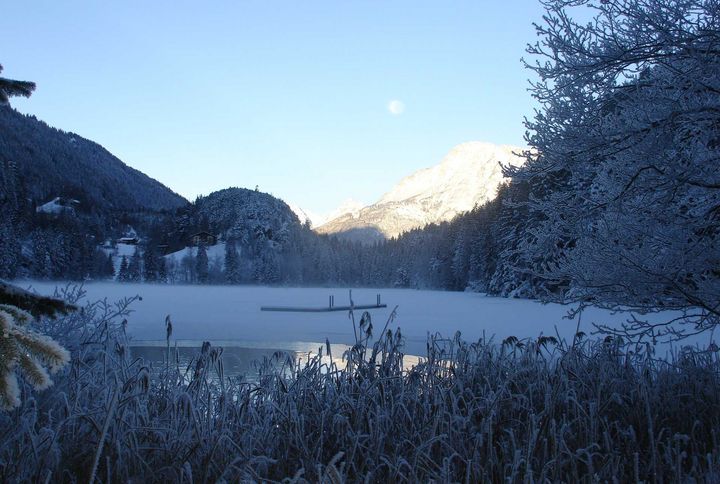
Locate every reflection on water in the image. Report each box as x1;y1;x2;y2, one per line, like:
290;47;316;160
130;340;421;382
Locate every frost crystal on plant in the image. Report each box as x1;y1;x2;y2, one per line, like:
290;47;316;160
0;306;70;410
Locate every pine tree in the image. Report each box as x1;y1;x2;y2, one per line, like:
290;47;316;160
105;253;115;279
264;253;280;284
0;282;73;410
127;251;141;282
143;246;159;282
157;256;167;283
0;64;35;105
0;220;20;279
451;231;468;290
393;267;410;288
224;239;241;284
30;230;51;279
196;244;209;284
0;159;21;279
118;256;129;282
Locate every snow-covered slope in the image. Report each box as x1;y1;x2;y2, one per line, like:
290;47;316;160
289;198;365;228
316;142;524;242
324;198;365;224
165;243;226;269
288;204;318;227
36;197;79;214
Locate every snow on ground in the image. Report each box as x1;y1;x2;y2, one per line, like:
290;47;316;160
111;243;138;277
18;282;707;357
164;243;226;268
36;197;79;214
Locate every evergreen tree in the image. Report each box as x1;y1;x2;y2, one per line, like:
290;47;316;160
263;253;280;284
393;267;410;288
88;249;115;280
0;159;20;279
127;251;141;282
0;64;35;105
143;245;159;282
0;220;20;279
30;230;51;279
157;256;167;283
105;253;115;279
450;231;469;290
117;256;129;282
224;239;241;284
0;282;74;410
196;244;209;284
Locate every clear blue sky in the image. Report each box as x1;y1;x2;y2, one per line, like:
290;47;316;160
2;1;545;215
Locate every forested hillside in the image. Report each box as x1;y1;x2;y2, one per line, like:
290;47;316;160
0;105;188;280
0;106;186;212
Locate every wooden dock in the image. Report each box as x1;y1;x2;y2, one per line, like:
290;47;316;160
261;294;387;312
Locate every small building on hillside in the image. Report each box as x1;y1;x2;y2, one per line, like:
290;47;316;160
190;231;217;247
117;237;140;245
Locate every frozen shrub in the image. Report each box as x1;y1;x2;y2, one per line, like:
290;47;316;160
0;289;719;481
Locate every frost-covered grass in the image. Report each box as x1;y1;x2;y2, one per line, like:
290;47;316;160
1;287;720;482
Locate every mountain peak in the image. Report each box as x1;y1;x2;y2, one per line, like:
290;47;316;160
317;142;525;242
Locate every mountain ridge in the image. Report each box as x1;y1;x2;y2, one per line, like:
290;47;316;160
316;141;525;242
0;106;187;214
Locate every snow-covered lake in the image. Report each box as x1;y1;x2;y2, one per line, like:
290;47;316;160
18;281;705;357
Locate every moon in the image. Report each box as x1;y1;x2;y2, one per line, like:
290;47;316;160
387;99;405;115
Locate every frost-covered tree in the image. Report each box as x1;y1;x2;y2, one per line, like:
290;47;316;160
0;283;72;410
224;238;241;284
254;252;280;284
510;0;720;339
117;256;129;282
393;267;410;288
29;230;52;279
450;230;469;290
127;251;141;282
143;245;161;282
157;255;167;283
90;249;114;280
196;244;209;284
105;252;115;278
0;160;21;279
0;220;20;279
0;64;35;105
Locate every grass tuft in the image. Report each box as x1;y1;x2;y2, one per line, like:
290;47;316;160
1;290;719;482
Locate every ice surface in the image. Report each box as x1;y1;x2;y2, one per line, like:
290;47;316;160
19;282;704;356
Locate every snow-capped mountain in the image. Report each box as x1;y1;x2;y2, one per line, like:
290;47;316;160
289;198;365;228
322;198;365;224
316;142;525;242
288;204;320;227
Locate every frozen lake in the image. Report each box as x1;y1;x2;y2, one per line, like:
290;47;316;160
18;281;703;357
